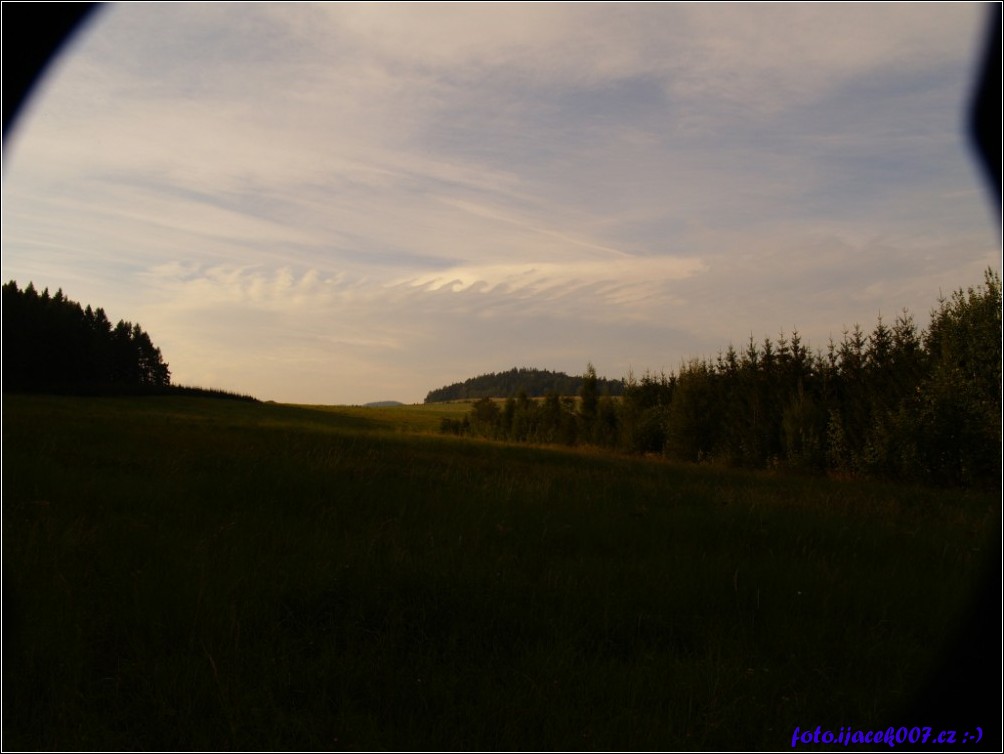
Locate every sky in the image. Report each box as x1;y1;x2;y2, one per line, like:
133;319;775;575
2;3;999;405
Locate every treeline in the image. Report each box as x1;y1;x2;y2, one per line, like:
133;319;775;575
3;281;171;393
2;281;259;401
443;270;1002;488
425;366;624;403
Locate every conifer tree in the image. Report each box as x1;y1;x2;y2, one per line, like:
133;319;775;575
579;363;599;427
2;281;171;393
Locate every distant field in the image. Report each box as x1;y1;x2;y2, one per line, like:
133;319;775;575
301;399;475;433
2;395;996;750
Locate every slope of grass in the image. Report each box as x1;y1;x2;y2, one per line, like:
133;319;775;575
2;395;996;750
302;399;474;434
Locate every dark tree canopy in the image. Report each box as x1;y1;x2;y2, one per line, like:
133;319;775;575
444;271;1002;489
425;366;624;403
2;280;171;394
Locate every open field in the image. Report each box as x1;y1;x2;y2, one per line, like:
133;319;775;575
2;395;997;750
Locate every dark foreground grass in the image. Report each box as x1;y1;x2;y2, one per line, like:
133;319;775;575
2;395;997;750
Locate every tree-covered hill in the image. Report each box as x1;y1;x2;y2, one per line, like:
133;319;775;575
2;281;171;394
425;366;624;403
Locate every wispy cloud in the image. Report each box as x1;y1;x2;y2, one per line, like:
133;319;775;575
2;3;995;404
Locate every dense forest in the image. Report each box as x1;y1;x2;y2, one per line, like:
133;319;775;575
442;270;1002;488
3;281;171;393
425;366;624;403
2;281;256;400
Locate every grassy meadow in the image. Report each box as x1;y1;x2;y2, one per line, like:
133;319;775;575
2;395;997;750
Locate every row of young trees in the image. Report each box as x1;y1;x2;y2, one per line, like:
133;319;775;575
2;281;171;393
443;270;1002;488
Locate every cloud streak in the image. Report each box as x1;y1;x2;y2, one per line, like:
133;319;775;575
2;3;996;404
